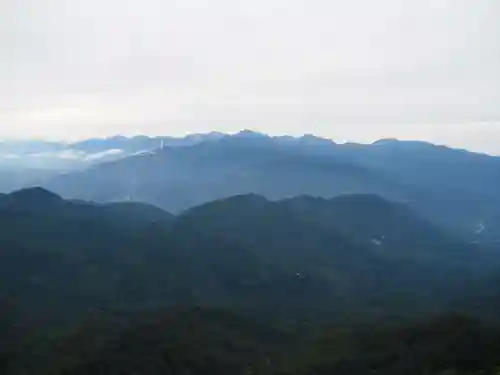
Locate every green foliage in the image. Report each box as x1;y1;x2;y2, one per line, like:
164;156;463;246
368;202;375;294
285;314;500;375
61;308;291;375
2;188;500;374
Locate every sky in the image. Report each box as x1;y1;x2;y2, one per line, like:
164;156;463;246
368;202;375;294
1;0;499;153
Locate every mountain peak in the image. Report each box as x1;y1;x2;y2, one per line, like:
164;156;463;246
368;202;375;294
372;138;400;145
4;187;63;208
234;130;268;139
298;134;336;146
372;138;437;149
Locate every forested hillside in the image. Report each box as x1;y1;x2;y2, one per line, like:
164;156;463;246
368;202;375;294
1;187;500;374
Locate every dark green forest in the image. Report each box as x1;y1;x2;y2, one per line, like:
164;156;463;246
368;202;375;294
2;187;500;374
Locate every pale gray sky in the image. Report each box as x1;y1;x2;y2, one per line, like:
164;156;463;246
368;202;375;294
1;0;499;153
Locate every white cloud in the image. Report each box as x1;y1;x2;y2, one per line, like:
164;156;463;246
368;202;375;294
0;148;127;169
84;149;124;161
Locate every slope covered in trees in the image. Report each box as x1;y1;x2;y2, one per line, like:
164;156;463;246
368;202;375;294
1;187;500;374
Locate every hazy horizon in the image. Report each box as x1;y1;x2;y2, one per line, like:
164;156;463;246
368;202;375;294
1;0;499;153
1;128;500;157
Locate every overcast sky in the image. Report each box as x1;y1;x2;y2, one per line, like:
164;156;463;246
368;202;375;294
1;0;499;153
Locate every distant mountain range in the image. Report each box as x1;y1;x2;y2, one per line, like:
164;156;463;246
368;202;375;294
26;130;500;244
3;131;500;375
0;132;227;192
0;132;227;170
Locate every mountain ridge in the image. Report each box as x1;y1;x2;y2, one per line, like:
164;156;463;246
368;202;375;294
2;187;500;374
3;131;500;244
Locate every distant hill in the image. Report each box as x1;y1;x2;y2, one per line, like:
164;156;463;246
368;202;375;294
44;132;407;213
42;132;500;243
0;133;226;171
332;138;500;241
70;132;226;154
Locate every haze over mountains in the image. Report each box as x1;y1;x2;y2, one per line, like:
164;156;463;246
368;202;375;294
4;130;500;257
0;132;226;169
0;132;225;192
4;130;493;244
2;0;499;371
2;131;500;374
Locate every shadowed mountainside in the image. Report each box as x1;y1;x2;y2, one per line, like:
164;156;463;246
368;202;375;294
43;132;500;244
